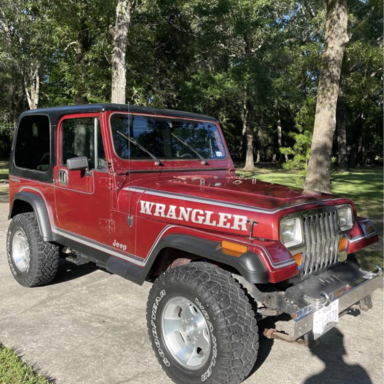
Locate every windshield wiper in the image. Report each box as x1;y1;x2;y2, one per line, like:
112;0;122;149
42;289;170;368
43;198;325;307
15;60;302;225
171;133;208;165
117;131;163;166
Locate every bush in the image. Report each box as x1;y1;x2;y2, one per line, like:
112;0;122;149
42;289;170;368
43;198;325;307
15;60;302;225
280;130;312;185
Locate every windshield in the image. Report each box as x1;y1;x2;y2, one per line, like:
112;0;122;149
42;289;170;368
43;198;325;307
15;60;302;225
110;114;226;161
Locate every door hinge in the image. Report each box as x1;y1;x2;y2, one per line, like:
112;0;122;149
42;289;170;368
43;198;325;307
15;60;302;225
99;219;115;232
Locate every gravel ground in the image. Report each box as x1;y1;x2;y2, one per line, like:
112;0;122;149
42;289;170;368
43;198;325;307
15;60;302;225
0;192;382;384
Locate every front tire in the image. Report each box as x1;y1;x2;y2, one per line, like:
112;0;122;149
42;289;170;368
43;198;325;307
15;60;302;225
6;213;59;287
146;262;259;384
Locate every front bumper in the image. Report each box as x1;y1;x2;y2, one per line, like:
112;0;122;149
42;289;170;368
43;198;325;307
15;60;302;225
286;263;383;339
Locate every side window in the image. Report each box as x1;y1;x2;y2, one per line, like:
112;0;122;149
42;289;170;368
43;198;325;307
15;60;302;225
15;115;50;171
61;117;106;171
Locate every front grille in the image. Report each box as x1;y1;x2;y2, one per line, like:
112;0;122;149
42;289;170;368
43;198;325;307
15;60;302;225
301;210;340;276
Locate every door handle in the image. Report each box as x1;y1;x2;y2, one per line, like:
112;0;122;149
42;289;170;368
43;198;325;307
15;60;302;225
58;169;68;185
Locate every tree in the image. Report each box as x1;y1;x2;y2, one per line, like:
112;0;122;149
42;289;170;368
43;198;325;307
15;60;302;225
0;0;382;165
0;0;51;109
111;0;132;104
304;0;349;193
43;0;115;105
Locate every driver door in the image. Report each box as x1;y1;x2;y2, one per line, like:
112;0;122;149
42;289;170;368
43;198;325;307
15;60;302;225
54;113;112;243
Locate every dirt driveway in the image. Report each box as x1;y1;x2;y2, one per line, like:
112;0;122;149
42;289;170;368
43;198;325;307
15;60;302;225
0;192;382;384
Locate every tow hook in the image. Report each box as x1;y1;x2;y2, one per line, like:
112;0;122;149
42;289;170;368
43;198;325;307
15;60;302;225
263;328;319;348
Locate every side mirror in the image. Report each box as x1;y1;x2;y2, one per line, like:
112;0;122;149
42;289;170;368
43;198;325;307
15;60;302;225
67;156;89;171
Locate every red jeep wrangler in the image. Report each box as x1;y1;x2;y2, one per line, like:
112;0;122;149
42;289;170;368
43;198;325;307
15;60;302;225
7;104;382;384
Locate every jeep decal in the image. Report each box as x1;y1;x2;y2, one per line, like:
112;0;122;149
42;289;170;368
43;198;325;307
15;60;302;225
139;200;248;232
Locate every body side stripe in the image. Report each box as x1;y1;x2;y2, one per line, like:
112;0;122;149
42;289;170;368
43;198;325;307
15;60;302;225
125;186;342;215
53;224;295;269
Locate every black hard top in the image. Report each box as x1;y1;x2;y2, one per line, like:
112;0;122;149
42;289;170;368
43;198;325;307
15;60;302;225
20;103;218;125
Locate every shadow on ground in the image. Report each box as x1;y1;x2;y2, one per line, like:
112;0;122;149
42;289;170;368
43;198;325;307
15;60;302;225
52;259;98;285
246;312;372;384
304;328;372;384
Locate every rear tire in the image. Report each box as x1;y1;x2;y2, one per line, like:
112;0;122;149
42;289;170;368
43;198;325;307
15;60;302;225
146;262;259;384
6;213;59;287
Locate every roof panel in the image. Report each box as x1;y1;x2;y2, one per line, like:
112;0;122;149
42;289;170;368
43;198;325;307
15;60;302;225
20;103;218;125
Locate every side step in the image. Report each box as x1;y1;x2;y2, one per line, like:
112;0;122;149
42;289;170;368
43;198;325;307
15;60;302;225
62;247;90;265
66;254;90;265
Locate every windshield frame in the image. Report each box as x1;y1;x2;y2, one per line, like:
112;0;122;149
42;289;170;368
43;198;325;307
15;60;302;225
108;112;228;162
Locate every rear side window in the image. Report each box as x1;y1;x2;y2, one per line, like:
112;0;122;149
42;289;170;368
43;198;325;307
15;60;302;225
15;115;50;171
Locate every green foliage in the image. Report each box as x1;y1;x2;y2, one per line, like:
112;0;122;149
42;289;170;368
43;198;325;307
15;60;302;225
0;0;381;165
280;130;312;185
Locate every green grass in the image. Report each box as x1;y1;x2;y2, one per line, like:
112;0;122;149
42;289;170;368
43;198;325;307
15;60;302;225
0;161;9;179
0;345;51;384
237;165;383;270
0;161;9;194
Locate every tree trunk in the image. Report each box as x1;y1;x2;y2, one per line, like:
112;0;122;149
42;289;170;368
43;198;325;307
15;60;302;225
277;114;283;164
350;112;362;167
24;63;40;110
336;95;348;171
254;114;263;164
75;20;91;105
255;148;260;163
304;0;349;193
242;87;255;172
357;136;363;166
243;129;255;171
111;0;132;104
240;86;248;160
350;144;357;168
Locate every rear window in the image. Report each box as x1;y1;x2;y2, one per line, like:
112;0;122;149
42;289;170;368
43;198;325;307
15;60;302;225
15;115;50;171
110;114;226;161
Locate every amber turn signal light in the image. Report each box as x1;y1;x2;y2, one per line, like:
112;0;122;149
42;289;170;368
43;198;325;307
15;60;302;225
293;252;302;266
221;241;247;257
338;237;348;252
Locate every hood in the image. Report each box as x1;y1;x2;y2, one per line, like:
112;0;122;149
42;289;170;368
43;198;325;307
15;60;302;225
128;175;335;211
124;175;350;241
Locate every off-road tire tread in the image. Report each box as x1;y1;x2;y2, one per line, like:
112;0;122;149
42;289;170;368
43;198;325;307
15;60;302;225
147;262;259;384
7;213;59;287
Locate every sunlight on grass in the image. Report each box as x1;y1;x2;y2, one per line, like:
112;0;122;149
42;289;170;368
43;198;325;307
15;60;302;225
247;167;384;218
0;162;10;193
0;344;51;384
0;169;9;181
0;161;9;183
0;185;9;194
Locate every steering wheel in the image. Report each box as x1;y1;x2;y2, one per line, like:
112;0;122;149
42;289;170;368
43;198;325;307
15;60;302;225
179;153;193;158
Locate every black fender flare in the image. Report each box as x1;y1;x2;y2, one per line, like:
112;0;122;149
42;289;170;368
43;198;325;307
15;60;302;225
105;234;270;285
142;234;269;283
101;234;271;285
9;191;53;242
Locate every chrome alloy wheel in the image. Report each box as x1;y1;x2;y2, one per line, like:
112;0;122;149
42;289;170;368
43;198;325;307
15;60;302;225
161;296;211;370
11;229;31;273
